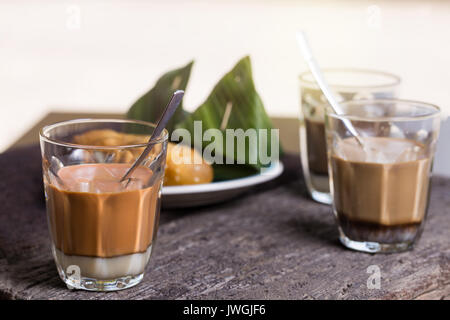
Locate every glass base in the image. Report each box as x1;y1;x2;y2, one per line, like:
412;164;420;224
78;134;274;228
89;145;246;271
57;263;144;291
309;189;332;205
52;244;152;291
338;228;414;253
307;173;332;205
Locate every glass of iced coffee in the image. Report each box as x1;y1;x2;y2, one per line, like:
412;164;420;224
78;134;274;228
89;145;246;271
326;99;441;253
39;119;168;291
299;69;401;204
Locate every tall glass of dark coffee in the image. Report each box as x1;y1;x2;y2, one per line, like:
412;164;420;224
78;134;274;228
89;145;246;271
299;69;401;204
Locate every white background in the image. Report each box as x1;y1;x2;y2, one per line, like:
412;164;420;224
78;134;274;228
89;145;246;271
1;0;449;152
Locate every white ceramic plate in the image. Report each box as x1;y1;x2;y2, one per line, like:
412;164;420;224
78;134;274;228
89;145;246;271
161;161;284;209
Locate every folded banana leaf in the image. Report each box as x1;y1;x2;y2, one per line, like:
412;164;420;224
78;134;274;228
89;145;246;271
177;56;277;170
126;56;280;181
127;61;193;133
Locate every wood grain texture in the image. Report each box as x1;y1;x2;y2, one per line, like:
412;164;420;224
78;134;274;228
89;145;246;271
0;146;448;300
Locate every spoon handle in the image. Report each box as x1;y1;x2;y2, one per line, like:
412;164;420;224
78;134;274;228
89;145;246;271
120;90;184;182
296;32;363;144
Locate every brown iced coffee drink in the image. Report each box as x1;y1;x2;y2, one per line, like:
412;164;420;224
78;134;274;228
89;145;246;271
331;137;432;244
40;119;169;291
326;99;440;253
45;163;162;281
305;119;328;175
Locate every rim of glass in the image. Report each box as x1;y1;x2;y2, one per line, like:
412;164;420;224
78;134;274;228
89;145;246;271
40;118;169;150
299;68;401;91
327;99;441;122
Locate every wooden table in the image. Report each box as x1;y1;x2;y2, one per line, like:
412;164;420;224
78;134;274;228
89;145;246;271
0;113;448;300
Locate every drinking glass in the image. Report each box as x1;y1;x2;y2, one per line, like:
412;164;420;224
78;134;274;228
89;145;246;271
299;69;401;204
326;99;441;253
39;119;168;291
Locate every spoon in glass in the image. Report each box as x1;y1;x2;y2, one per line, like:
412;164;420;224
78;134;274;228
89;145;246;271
296;31;364;147
120;90;184;183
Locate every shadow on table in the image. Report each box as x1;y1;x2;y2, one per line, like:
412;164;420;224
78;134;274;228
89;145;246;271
285;215;342;250
281;180;343;250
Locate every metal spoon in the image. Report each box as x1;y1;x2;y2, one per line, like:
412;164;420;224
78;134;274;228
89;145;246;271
120;90;184;183
296;31;364;147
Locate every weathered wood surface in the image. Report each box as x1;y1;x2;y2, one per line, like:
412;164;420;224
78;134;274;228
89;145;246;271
0;145;448;300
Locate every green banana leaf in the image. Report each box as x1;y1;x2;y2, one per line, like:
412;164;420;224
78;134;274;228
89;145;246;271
176;56;278;170
126;56;280;181
127;61;193;133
